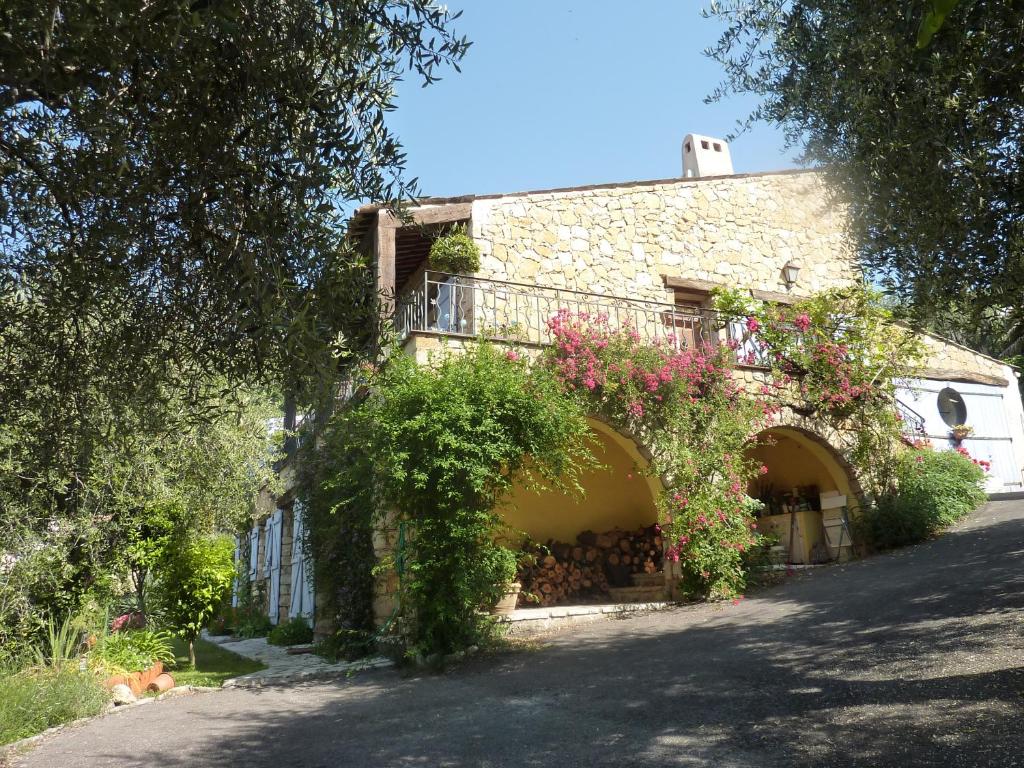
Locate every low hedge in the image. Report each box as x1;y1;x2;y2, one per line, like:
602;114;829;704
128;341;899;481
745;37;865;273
857;447;988;550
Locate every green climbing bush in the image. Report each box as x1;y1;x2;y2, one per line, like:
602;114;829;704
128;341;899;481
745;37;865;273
306;342;593;657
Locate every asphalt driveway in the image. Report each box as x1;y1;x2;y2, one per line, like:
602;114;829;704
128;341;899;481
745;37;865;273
11;501;1024;767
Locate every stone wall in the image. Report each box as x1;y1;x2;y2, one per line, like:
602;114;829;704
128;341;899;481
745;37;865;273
469;170;859;303
918;332;1011;385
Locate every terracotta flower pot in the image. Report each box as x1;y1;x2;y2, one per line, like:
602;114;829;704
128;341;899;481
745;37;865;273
146;673;175;693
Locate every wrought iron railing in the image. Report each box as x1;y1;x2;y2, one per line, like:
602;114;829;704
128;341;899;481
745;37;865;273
395;271;733;351
894;398;927;440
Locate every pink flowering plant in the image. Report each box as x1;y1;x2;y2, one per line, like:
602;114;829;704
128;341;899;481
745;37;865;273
715;286;923;495
543;310;772;598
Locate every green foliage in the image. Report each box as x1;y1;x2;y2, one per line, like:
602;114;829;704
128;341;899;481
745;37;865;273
0;389;280;662
31;617;85;673
917;0;964;48
428;230;482;274
0;667;109;746
705;1;1023;360
308;342;593;656
267;618;314;647
91;630;175;674
856;447;988;549
0;0;467;404
152;535;236;664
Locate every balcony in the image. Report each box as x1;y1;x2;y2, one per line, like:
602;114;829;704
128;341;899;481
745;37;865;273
395;271;766;360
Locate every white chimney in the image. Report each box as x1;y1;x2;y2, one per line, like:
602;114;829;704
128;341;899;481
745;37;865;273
682;133;733;178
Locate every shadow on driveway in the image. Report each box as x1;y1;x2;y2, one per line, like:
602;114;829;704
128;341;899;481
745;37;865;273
16;502;1024;768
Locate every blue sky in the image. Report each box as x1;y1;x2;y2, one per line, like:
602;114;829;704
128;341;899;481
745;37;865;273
388;1;795;199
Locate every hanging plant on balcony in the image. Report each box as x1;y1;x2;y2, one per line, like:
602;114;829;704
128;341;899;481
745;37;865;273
428;228;481;274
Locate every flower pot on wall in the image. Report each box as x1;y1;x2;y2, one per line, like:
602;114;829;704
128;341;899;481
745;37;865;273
950;425;973;443
491;582;521;617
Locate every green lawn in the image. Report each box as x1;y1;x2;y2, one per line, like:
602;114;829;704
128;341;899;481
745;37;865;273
168;638;264;688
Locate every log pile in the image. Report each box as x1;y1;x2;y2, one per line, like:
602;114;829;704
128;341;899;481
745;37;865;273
517;524;663;608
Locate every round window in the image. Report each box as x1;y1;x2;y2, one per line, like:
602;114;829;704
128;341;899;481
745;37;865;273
937;387;967;427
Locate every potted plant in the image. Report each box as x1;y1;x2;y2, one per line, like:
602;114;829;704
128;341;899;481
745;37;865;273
950;424;973;443
428;228;481;275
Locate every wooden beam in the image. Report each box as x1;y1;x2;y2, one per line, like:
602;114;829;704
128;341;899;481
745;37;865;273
661;275;721;294
918;368;1009;387
375;211;397;318
750;288;797;305
378;203;473;229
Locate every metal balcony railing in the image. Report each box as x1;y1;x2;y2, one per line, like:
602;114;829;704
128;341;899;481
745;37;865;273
395;271;735;351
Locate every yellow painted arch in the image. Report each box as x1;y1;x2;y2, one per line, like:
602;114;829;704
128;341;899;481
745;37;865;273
499;418;662;543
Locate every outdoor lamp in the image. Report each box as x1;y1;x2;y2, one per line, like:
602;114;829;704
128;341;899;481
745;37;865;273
782;260;801;290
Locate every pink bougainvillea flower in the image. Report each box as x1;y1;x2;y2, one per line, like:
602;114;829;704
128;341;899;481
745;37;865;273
745;316;761;333
793;313;811;332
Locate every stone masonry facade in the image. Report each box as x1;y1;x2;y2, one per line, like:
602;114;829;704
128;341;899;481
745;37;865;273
469;170;860;303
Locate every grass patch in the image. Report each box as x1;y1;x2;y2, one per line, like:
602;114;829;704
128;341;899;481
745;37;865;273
0;667;109;746
168;638;264;688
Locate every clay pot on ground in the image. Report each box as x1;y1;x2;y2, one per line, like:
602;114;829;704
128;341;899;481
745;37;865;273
146;673;176;694
104;661;164;696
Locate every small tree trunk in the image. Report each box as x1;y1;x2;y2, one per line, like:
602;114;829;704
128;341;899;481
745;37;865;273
189;638;196;668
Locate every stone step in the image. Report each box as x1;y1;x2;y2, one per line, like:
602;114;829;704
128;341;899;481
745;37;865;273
630;572;665;588
607;585;666;603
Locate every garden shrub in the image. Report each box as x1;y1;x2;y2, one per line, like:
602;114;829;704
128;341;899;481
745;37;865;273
0;667;109;745
91;629;175;673
428;228;481;274
313;628;375;662
267;617;314;646
857;447;988;549
152;534;235;666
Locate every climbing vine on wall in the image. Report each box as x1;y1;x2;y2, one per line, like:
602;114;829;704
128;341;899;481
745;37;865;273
543;310;772;599
714;285;924;496
304;343;594;657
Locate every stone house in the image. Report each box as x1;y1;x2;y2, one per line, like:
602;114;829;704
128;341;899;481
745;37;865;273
244;134;1024;627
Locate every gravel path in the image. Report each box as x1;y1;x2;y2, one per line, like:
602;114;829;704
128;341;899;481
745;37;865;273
11;501;1024;768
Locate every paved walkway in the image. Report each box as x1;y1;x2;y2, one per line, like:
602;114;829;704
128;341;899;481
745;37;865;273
201;634;393;687
12;501;1024;767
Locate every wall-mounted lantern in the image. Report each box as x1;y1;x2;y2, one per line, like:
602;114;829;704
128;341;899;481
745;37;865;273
782;260;802;290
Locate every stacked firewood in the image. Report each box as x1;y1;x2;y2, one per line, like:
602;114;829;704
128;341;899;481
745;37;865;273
517;525;663;608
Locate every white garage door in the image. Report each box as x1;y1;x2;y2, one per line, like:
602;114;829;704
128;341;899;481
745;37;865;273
898;379;1023;492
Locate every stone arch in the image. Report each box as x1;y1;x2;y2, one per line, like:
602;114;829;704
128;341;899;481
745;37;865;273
745;423;862;563
499;417;662;544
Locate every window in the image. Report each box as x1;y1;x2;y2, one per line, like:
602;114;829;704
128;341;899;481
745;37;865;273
937;387;967;427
